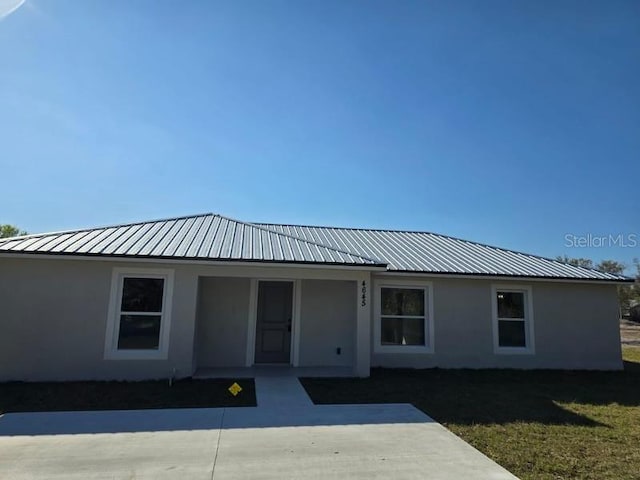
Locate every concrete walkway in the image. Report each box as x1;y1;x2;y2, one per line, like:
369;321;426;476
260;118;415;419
255;375;313;407
0;377;519;480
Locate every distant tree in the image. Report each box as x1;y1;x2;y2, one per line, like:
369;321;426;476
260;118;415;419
0;225;27;239
596;260;626;276
594;259;640;319
555;255;594;269
556;257;640;319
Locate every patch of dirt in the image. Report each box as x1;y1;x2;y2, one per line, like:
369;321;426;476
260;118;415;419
621;320;640;346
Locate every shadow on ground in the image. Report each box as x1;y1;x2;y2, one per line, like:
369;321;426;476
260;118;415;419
301;359;640;427
0;403;433;436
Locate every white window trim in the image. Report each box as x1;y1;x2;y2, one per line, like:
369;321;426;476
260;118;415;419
104;267;175;360
374;279;434;354
491;284;535;355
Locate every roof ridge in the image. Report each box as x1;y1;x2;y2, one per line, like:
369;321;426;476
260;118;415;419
254;222;628;280
217;215;384;265
0;213;216;243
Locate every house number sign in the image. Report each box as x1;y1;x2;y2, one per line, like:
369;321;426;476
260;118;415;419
361;280;367;307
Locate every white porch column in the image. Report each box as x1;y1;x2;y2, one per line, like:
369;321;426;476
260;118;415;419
355;272;372;377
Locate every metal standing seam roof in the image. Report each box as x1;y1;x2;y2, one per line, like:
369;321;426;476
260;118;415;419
0;213;631;282
256;223;631;281
0;214;383;267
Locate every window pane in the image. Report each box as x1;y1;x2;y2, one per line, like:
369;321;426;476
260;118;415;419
381;317;425;345
118;315;161;350
498;320;526;347
121;278;164;312
497;291;525;319
381;288;425;316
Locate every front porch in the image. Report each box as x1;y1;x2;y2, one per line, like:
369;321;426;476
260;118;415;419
193;268;372;377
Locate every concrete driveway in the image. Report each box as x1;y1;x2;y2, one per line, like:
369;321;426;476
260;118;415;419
0;377;518;479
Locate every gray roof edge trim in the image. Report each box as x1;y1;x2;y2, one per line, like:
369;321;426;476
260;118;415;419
0;213;217;243
0;250;388;269
223;216;385;265
380;269;635;283
255;222;626;281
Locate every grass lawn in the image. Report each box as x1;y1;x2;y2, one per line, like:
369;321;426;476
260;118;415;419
301;346;640;480
0;378;256;413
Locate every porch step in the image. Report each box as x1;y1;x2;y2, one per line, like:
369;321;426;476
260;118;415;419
193;366;355;379
255;376;313;407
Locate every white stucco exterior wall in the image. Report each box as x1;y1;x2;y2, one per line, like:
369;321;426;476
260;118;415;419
0;257;199;381
195;277;251;368
370;275;622;370
0;256;373;380
298;279;356;367
0;255;624;381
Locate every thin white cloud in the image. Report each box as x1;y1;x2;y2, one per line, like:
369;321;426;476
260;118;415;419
0;0;26;20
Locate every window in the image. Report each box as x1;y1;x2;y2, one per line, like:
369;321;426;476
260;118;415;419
491;285;534;354
381;288;425;345
375;281;434;353
104;268;174;360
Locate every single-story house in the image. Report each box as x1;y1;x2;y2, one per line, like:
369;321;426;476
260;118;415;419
0;213;632;381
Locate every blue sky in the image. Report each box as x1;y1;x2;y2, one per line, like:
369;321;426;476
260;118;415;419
1;0;639;271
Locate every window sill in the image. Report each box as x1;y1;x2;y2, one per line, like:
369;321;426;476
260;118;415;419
374;345;434;354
